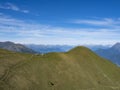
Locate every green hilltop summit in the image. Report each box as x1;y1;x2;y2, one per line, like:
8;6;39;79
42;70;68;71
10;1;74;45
0;46;120;90
68;46;93;54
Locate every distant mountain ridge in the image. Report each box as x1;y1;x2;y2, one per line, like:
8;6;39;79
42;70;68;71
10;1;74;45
26;44;74;53
85;45;111;51
26;44;110;54
111;43;120;52
95;42;120;65
0;41;36;53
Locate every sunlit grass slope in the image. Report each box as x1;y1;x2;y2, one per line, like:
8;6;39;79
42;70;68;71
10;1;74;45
0;46;120;90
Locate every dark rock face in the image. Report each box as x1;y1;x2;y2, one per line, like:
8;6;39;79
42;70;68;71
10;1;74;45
0;41;36;53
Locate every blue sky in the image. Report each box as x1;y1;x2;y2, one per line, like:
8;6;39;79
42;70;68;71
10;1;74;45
0;0;120;45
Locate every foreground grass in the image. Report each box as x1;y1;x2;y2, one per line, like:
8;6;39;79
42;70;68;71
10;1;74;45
0;47;120;90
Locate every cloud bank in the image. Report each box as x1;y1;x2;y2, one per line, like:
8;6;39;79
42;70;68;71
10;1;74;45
72;18;120;28
0;14;120;45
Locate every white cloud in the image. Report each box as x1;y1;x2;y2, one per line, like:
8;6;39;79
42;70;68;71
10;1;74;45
0;14;120;45
72;18;120;27
0;2;29;13
22;10;29;13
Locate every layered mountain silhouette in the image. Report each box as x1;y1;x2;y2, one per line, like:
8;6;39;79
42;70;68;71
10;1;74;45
96;43;120;65
26;44;73;53
0;41;36;53
26;44;111;54
0;46;120;90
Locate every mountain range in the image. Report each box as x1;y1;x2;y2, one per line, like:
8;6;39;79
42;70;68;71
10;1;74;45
26;44;74;53
25;44;110;54
95;43;120;65
0;41;36;53
0;46;120;90
0;41;120;66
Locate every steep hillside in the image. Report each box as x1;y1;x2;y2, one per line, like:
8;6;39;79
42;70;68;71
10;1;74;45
96;43;120;65
0;47;120;90
0;41;36;53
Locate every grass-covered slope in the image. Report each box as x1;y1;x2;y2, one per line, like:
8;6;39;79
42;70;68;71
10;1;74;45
0;47;120;90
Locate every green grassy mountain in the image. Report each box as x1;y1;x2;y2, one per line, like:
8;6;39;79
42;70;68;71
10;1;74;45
0;46;120;90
